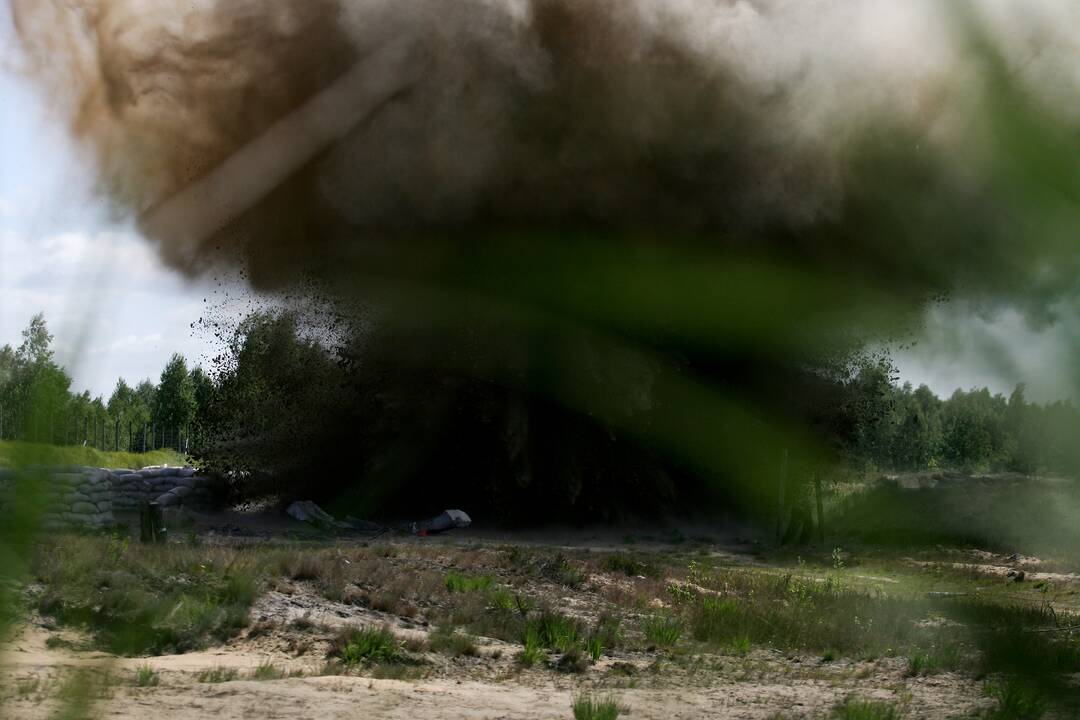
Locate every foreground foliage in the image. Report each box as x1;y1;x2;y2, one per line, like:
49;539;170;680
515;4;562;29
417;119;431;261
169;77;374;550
33;537;262;655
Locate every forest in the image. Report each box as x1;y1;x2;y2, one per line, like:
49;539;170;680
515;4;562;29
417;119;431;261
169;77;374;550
6;310;1079;521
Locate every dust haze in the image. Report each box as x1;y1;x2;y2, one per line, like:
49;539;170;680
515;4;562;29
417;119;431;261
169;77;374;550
6;1;1076;299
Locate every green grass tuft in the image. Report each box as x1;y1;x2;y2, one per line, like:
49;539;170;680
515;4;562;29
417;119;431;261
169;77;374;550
250;661;285;681
644;615;682;648
524;611;583;654
983;679;1047;720
134;665;160;687
429;626;480;657
330;625;404;666
518;626;544;667
196;666;238;683
572;694;625;720
444;570;495;593
830;697;902;720
601;554;659;579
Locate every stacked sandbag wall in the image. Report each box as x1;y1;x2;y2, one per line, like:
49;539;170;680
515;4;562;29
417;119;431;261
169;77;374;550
0;465;217;530
0;466;115;530
133;466;216;508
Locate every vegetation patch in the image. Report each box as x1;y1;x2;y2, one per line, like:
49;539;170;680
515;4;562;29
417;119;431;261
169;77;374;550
572;694;625;720
644;615;682;649
250;661;286;681
329;625;405;666
196;667;238;684
601;554;660;579
830;698;902;720
429;626;480;657
444;570;495;593
134;665;160;687
33;536;263;655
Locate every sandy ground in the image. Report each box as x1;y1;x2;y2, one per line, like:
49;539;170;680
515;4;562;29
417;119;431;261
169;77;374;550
0;518;1016;719
2;607;990;720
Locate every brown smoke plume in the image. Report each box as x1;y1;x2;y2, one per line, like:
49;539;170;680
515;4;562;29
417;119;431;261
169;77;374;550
16;0;1080;518
8;0;1080;312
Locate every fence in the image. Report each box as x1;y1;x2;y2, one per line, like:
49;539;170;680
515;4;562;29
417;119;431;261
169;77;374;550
0;404;190;454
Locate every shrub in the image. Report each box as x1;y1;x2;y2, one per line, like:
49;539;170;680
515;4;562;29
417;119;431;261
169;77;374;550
197;666;238;683
33;538;264;655
644;615;682;648
557;645;590;674
690;597;746;645
525;611;583;653
444;571;495;593
601;554;659;579
330;626;403;666
429;626;480;657
586;636;604;662
830;698;902;720
729;636;752;656
539;554;584;589
250;661;285;681
907;644;962;676
279;554;326;582
983;679;1046;720
572;694;625;720
134;666;159;687
591;613;622;651
518;626;544;667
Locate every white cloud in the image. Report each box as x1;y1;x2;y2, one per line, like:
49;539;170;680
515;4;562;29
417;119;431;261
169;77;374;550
895;300;1080;403
0;223;224;397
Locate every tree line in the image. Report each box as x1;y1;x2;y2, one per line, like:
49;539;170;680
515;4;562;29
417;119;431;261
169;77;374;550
6;310;1080;508
840;359;1080;477
0;313;212;452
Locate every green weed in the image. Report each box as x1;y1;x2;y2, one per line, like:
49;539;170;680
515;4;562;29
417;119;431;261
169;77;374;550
196;666;238;683
34;537;262;655
518;626;544;667
525;611;583;653
830;697;902;720
429;626;480;657
250;661;285;681
444;571;495;593
330;625;404;666
134;665;160;687
907;644;962;676
601;554;659;579
539;554;585;589
983;679;1047;720
644;615;682;648
572;694;625;720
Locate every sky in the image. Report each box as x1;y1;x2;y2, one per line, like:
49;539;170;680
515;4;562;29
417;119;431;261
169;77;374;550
0;10;1074;405
0;12;224;398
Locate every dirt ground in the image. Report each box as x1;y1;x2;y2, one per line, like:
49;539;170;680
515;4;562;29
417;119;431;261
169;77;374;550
0;522;1022;719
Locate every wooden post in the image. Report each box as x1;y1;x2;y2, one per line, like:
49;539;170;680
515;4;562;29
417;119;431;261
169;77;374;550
139;501;166;544
815;475;825;543
776;448;788;544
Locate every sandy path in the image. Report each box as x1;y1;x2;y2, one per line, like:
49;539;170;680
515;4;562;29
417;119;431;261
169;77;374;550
2;623;989;720
2;671;983;720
